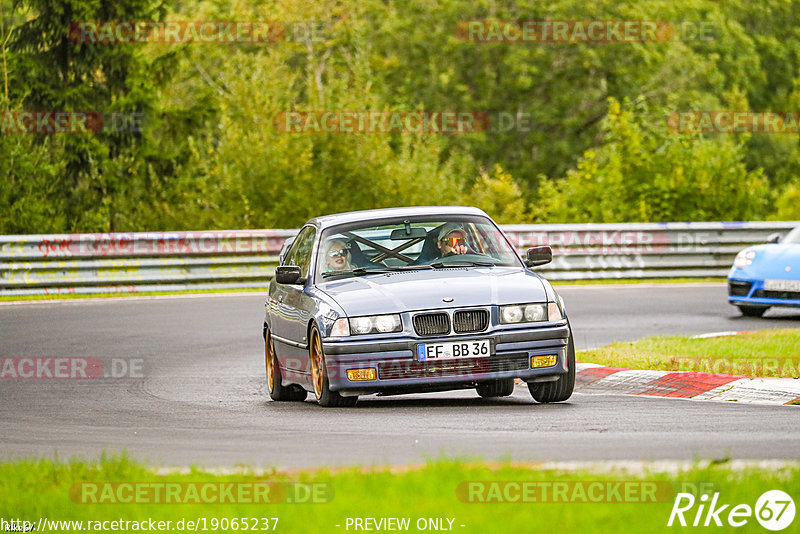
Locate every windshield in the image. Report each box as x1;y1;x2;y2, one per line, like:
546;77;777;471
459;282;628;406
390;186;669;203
315;215;522;281
782;227;800;244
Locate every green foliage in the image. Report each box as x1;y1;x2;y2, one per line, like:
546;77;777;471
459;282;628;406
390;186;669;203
364;0;752;196
769;181;800;220
0;134;66;233
538;98;769;222
1;0;180;232
159;0;469;229
1;0;799;232
466;165;528;224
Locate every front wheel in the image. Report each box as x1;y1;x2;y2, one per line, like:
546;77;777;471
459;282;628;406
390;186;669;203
309;324;357;407
738;305;768;317
265;330;307;402
528;329;575;403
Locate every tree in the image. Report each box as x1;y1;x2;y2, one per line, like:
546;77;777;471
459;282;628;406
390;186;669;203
5;0;170;232
538;97;768;222
467;164;528;224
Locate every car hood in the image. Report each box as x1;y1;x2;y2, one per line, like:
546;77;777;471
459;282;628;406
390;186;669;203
317;267;547;316
732;244;800;280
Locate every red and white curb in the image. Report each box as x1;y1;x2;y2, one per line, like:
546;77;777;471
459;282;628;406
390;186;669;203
576;363;800;406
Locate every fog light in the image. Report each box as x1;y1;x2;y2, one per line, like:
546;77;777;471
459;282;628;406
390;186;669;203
531;355;558;368
346;368;377;381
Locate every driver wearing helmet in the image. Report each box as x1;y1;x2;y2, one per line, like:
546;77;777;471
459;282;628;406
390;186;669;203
436;223;469;257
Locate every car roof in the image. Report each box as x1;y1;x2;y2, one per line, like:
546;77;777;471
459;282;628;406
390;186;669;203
308;206;490;230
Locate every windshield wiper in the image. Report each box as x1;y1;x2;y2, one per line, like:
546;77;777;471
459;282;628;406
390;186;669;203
322;267;396;278
323;262;494;277
430;261;496;268
387;265;434;271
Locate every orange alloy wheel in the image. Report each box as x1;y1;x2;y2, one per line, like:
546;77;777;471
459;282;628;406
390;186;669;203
310;328;324;399
266;335;275;393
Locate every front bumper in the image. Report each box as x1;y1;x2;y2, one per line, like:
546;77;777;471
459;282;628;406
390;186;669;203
728;278;800;309
322;322;569;394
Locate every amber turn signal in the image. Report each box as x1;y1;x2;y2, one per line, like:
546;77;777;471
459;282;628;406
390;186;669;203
346;368;377;381
531;355;558;368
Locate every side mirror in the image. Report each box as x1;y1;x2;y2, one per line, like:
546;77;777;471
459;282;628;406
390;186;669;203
525;246;553;268
275;265;303;284
767;233;782;244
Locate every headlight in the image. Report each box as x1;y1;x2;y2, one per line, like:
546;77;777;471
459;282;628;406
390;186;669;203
350;317;373;335
733;249;756;268
525;304;546;322
501;305;524;323
500;303;554;324
348;314;402;335
375;314;401;333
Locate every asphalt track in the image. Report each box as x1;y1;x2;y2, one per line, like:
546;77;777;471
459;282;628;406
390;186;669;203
1;283;799;468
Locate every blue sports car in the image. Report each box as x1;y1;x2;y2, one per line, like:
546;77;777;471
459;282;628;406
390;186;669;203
728;225;800;316
262;206;573;407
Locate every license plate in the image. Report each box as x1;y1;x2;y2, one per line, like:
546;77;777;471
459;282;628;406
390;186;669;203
763;279;800;291
417;339;491;361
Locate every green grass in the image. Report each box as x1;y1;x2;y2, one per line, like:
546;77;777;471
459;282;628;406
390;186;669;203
1;456;797;534
579;329;800;378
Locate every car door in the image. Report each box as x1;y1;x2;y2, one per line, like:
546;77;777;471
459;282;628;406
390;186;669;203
270;225;318;375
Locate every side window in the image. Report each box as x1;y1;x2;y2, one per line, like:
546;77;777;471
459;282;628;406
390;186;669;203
283;226;316;278
278;237;295;265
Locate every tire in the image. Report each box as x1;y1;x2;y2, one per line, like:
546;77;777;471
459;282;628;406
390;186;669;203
265;329;307;402
529;329;575;403
476;378;515;398
309;324;357;407
738;305;768;317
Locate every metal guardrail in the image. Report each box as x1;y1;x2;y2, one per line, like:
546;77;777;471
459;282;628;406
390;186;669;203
1;222;797;295
503;221;799;280
0;230;294;296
